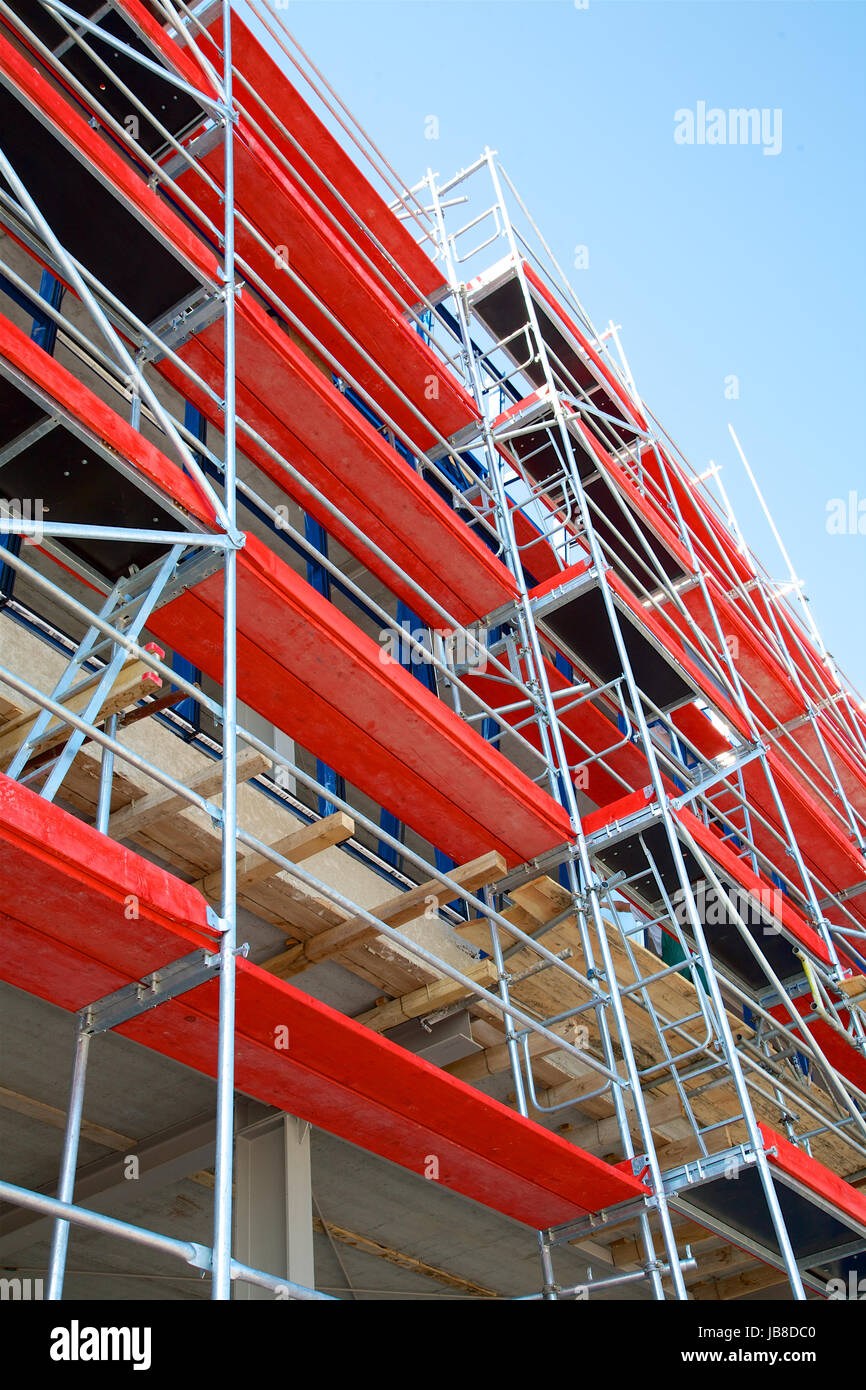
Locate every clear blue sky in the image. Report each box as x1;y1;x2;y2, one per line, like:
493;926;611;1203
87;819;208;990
267;0;866;693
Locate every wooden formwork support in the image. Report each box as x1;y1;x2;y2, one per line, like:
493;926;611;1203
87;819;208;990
0;650;163;770
689;1264;789;1300
445;1025;579;1086
194;811;354;900
109;750;270;840
356;957;499;1033
263;850;507;977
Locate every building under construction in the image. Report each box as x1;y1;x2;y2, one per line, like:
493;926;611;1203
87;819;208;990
1;0;865;1304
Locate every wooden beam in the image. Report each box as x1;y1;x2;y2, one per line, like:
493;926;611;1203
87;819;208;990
564;1094;685;1154
687;1244;751;1280
312;1218;498;1298
195;811;354;900
652;1125;735;1169
444;1019;583;1084
608;1220;719;1269
532;1066;616;1112
0;653;163;768
0;1085;217;1190
263;850;507;977
0;1084;130;1152
356;958;499;1033
0;694;23;721
689;1262;788;1300
108;749;269;840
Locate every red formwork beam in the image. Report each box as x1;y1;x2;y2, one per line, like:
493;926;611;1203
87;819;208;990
465;648;659;810
522;264;649;433
156;299;514;630
759;1124;866;1229
0;34;509;631
0;134;495;619
637;443;755;595
568;414;695;577
680;578;866;830
639;441;866;758
170;128;477;453
0;28;223;288
528;561;750;730
467;645;727;810
709;776;863;955
674;801;843;970
148;544;572;868
115;0;446;312
0;774;647;1228
768;996;866;1099
0;311;570;867
469;260;647;437
18;0;476;453
715;754;866;933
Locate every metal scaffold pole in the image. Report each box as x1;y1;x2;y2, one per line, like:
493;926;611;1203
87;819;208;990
212;0;241;1302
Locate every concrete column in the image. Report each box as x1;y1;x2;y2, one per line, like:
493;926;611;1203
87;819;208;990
234;1113;314;1298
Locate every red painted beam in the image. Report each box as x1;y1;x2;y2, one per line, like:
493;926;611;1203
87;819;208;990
674;803;839;970
0;36;504;631
0;29;221;289
0;775;646;1228
638;443;866;764
115;0;446;310
759;1124;866;1231
680;578;866;828
0;771;216;975
148;547;572;868
767;997;866;1100
123;962;648;1227
0;311;569;866
582;786;842;971
727;754;866;932
465;648;654;809
157;299;515;629
571;417;695;575
170;125;476;453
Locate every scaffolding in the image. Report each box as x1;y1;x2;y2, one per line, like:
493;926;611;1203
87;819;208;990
0;0;865;1302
